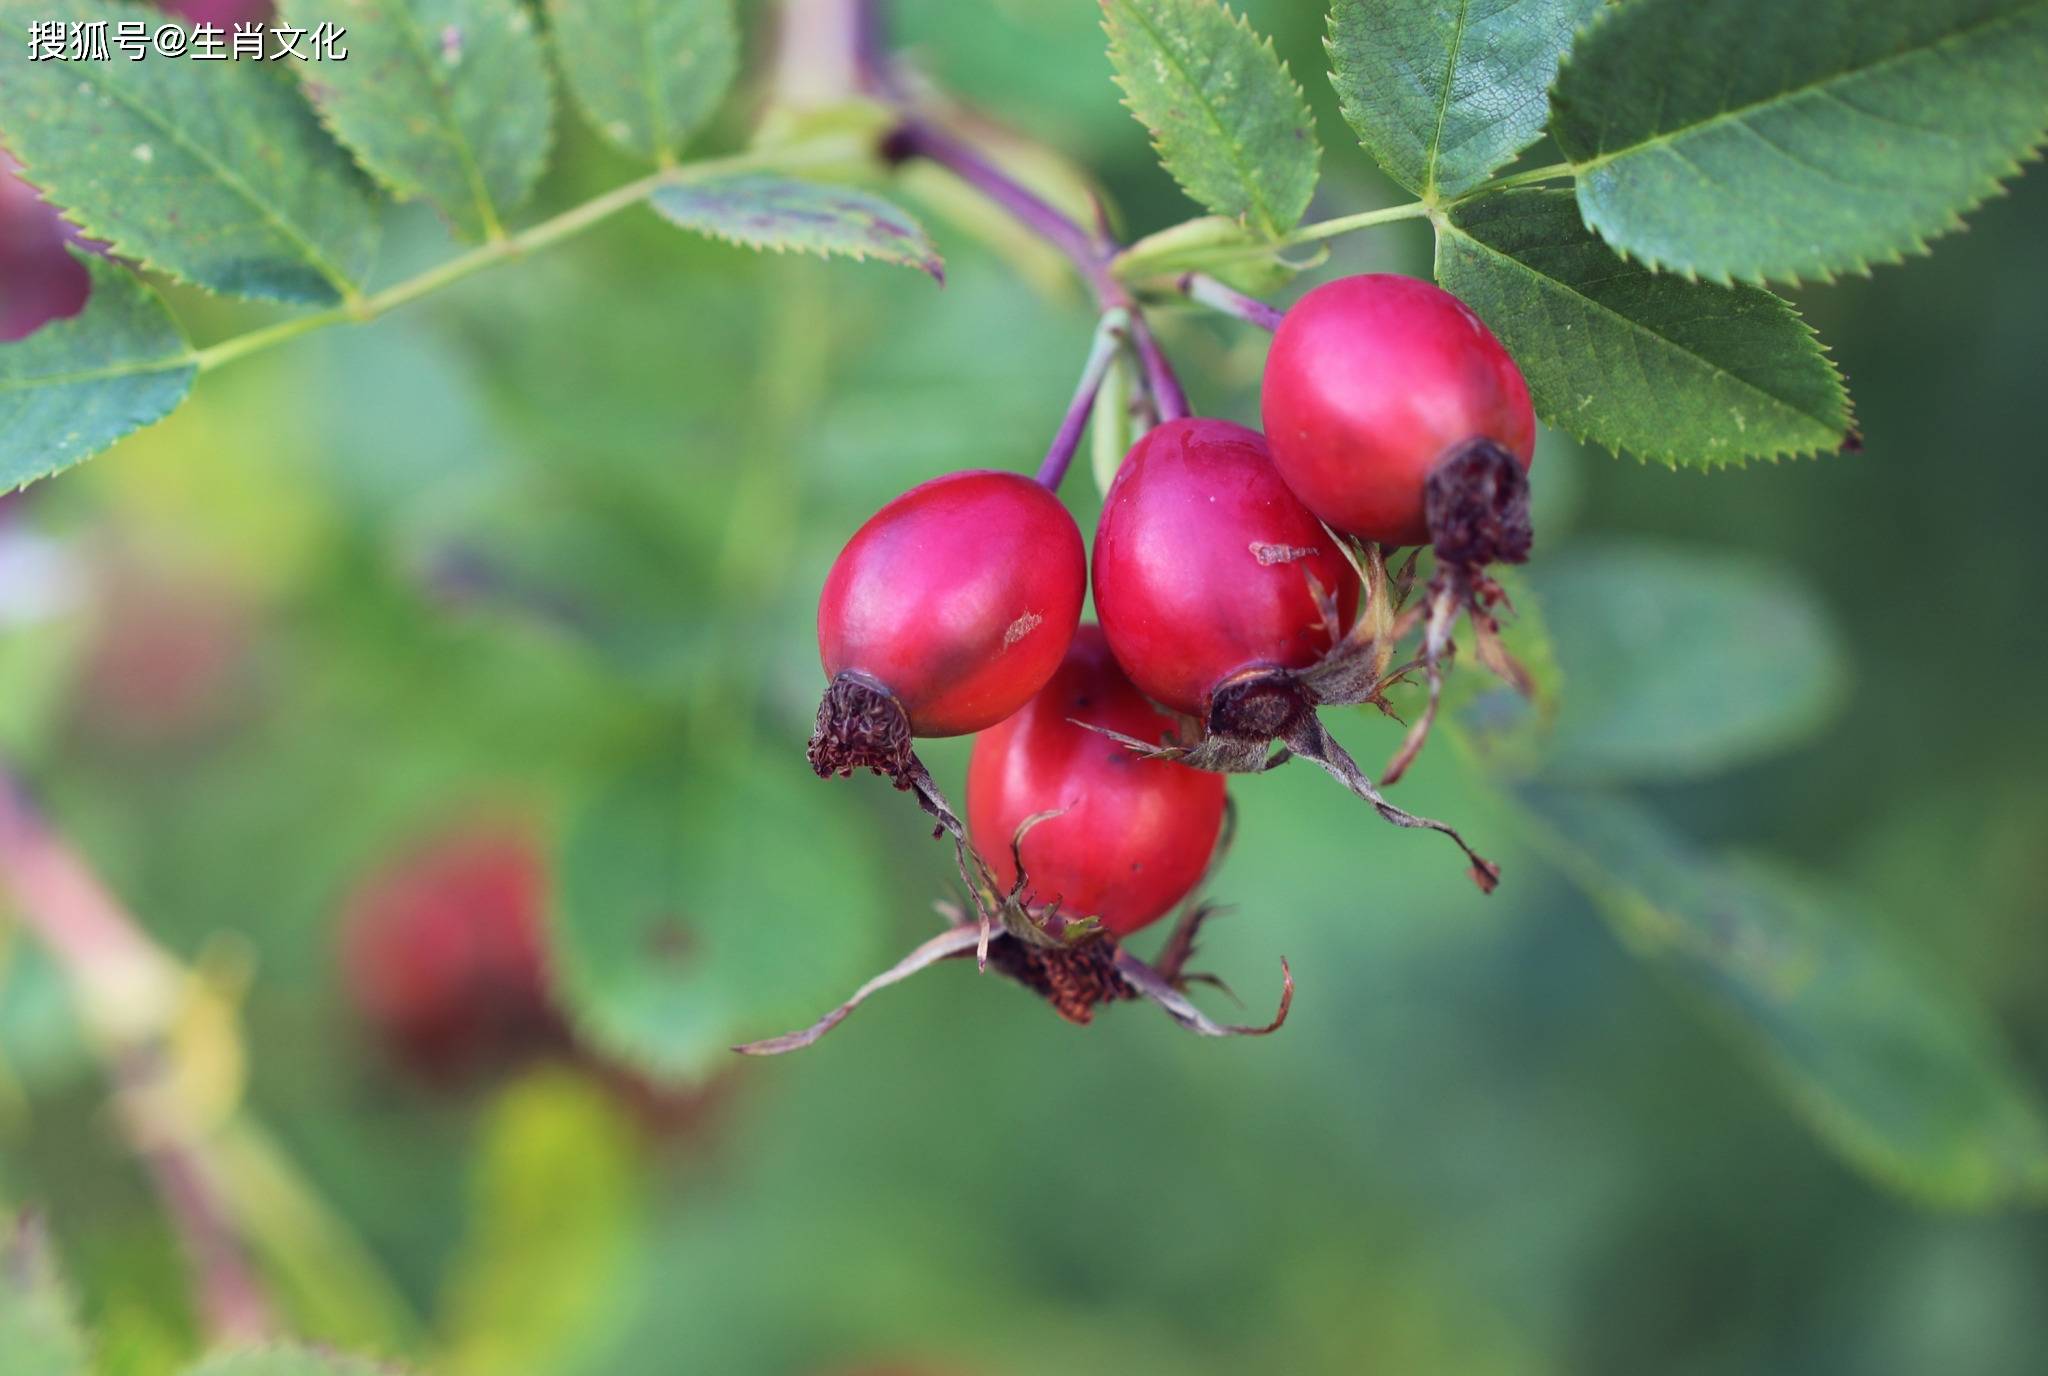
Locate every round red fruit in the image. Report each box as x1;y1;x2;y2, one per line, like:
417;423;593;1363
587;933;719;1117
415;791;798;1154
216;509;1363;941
339;826;561;1080
817;470;1085;740
1093;418;1359;719
1261;274;1534;547
968;626;1227;938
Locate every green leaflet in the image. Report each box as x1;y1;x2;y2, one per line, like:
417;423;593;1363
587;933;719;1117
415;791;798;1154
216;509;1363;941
0;252;196;492
0;0;378;304
0;1218;89;1376
1550;0;2048;284
1328;0;1601;201
1523;788;2048;1208
283;0;554;241
550;756;887;1080
649;175;945;280
548;0;738;163
1102;0;1320;237
1436;190;1852;466
1519;540;1848;783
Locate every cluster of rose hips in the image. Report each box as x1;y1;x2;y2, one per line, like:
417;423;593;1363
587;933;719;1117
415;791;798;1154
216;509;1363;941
750;274;1537;1053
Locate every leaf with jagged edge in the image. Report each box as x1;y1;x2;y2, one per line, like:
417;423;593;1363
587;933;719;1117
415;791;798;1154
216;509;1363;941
1102;0;1320;237
1327;0;1601;201
282;0;554;241
1436;190;1853;467
1521;788;2048;1208
0;0;379;305
649;175;945;281
0;1215;90;1376
547;0;737;163
1;252;196;493
1549;0;2048;285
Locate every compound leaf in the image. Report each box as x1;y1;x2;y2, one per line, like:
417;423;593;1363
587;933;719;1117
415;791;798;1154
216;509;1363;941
283;0;554;241
0;0;378;303
1549;0;2048;283
1328;0;1601;200
649;175;944;280
1102;0;1320;237
1437;190;1852;466
0;252;195;492
547;0;738;162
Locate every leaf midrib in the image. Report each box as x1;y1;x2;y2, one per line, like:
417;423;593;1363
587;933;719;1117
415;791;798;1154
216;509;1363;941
1567;2;2045;175
1421;0;1475;202
1442;219;1841;434
379;0;503;236
0;354;198;392
1114;0;1280;236
71;64;359;298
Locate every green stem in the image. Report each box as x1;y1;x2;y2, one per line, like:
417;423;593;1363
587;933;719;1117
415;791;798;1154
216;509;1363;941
1477;161;1574;193
192;140;858;375
1279;199;1433;246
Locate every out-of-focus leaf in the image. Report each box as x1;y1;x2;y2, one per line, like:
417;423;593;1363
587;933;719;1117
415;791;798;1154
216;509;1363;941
1327;0;1600;200
1520;540;1847;782
437;1068;640;1376
283;0;554;241
1524;787;2048;1207
1102;0;1320;237
0;1215;89;1376
551;753;887;1080
1437;191;1853;466
649;176;945;280
0;253;196;492
181;1348;409;1376
0;0;379;303
547;0;737;163
1549;0;2048;284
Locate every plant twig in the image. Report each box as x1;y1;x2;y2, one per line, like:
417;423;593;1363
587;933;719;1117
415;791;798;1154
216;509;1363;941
1037;308;1131;490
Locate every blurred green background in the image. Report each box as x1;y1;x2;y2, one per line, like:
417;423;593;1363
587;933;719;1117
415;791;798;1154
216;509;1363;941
3;2;2046;1374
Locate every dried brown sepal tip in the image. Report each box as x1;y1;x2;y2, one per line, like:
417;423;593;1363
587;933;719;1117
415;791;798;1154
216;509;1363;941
732;840;1292;1055
1426;437;1532;569
1081;670;1501;892
808;670;915;783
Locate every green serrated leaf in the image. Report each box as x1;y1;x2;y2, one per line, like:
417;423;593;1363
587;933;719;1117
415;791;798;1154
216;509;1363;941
0;0;379;304
283;0;553;242
181;1348;406;1376
1102;0;1320;237
648;175;945;280
1519;539;1848;782
551;755;886;1080
1328;0;1600;201
0;1216;90;1376
1437;190;1853;466
0;252;196;493
1524;788;2048;1207
1549;0;2048;285
438;1069;640;1376
547;0;737;163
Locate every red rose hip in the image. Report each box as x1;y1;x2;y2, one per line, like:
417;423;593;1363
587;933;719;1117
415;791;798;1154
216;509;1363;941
1092;418;1360;719
968;626;1226;938
811;470;1086;786
1261;274;1534;548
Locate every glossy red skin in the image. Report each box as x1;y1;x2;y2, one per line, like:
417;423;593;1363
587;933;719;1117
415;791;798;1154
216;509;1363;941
1093;418;1360;718
1262;274;1535;547
340;828;563;1080
818;470;1085;738
968;627;1227;937
0;153;89;342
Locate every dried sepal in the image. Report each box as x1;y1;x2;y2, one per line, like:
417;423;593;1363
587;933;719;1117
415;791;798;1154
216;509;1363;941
731;925;985;1056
